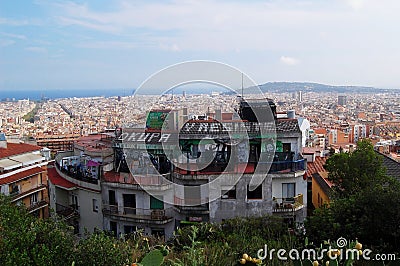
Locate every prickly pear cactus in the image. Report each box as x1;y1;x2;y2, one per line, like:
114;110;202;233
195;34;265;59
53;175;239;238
140;250;164;266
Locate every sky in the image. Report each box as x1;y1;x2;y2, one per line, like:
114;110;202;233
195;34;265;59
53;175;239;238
1;0;400;91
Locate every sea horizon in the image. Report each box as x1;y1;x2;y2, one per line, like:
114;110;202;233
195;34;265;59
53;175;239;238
0;88;134;101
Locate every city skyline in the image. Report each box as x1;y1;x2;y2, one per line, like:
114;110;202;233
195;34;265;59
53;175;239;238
2;0;400;91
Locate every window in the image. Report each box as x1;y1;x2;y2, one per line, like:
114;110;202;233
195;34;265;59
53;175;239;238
247;184;262;200
184;186;201;205
124;225;136;235
92;199;98;212
110;221;117;237
30;192;38;205
150;196;164;209
221;186;236;199
282;183;296;199
109;190;116;205
283;143;291;153
71;195;78;210
151;228;165;238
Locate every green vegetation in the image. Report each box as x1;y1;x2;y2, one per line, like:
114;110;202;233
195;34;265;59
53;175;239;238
1;140;399;265
23;102;41;123
306;139;400;254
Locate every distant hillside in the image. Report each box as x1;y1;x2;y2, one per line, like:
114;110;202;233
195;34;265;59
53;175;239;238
256;82;398;93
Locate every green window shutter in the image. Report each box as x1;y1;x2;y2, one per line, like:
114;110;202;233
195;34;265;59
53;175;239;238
150;196;164;209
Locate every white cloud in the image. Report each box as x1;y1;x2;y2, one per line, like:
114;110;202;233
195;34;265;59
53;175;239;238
159;43;180;52
344;0;365;10
25;46;47;53
0;17;30;26
56;16;119;33
0;39;15;47
76;40;136;49
43;0;400;53
280;56;299;66
0;32;27;39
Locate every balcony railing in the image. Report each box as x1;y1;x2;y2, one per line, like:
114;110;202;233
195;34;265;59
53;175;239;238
103;172;172;187
174;158;306;175
55;161;99;184
102;204;173;224
55;203;80;220
11;184;47;202
27;198;49;213
272;194;304;213
268;159;306;173
173;196;210;214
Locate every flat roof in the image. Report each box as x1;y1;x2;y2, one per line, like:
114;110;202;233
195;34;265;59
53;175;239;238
10;153;44;166
0;158;22;171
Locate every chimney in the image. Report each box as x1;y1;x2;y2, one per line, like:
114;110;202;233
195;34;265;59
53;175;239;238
0;133;7;149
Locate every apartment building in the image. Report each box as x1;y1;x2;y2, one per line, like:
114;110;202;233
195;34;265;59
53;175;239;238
0;133;50;218
47;134;113;235
98;98;308;239
47;98;308;238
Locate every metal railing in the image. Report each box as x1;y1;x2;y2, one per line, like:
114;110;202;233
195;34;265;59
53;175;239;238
55;203;80;219
173;196;210;206
102;204;173;221
174;157;306;175
55;160;99;185
11;184;47;202
27;197;49;213
104;173;171;186
268;158;306;173
272;194;304;212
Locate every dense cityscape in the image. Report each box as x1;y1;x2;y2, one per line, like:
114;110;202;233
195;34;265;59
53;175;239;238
2;90;399;160
2;0;400;265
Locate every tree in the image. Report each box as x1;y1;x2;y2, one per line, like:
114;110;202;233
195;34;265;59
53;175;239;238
74;231;132;266
306;140;400;253
0;194;132;266
324;139;386;198
0;195;75;266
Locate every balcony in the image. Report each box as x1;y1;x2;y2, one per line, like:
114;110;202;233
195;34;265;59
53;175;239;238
10;184;47;202
103;172;172;191
268;158;306;173
54;151;101;191
55;203;80;220
174;152;307;176
174;163;255;177
102;204;173;225
56;161;99;184
173;197;210;214
272;194;304;213
27;199;48;213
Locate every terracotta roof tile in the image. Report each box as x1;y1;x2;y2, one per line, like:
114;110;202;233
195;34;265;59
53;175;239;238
376;151;400;182
307;156;328;177
314;128;327;135
0;167;45;185
0;143;42;159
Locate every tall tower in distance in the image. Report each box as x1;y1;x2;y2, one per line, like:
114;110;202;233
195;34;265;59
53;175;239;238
297;91;303;102
338;95;347;106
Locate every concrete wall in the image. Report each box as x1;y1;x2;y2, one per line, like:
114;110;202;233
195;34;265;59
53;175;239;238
271;171;307;222
209;174;273;223
101;184;176;239
71;189;103;234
